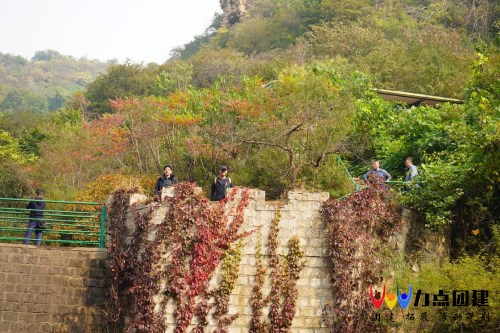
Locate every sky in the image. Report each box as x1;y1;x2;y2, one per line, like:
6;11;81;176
0;0;221;64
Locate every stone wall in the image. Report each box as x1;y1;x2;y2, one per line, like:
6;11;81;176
119;188;450;332
0;244;108;333
226;189;331;333
0;187;450;333
118;189;333;332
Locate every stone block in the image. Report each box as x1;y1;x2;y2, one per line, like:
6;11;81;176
42;323;54;332
0;323;9;333
288;191;303;201
67;258;85;268
34;275;52;286
10;254;27;264
83;277;107;288
297;201;313;212
51;275;68;287
130;193;148;205
87;267;106;278
248;188;266;202
2;311;18;322
308;238;323;248
50;256;68;266
304;247;323;257
47;265;62;276
319;192;330;202
10;322;28;333
17;311;34;323
25;255;40;265
5;292;20;303
299;307;321;317
304;192;321;202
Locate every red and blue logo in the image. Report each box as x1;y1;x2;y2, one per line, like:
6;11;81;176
370;284;413;310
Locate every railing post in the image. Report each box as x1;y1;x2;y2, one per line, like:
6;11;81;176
99;202;106;248
337;157;361;191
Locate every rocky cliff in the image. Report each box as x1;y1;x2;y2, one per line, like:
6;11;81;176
220;0;250;26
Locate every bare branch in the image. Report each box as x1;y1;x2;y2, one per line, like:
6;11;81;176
309;143;347;168
241;139;293;153
284;119;306;147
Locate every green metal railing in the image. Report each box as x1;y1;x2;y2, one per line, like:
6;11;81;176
337;157;361;192
336;157;362;200
0;197;106;248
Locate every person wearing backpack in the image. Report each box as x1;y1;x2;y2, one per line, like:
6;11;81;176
23;189;46;246
154;165;178;199
210;165;234;201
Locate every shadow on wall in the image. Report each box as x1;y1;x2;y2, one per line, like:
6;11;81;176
54;258;111;333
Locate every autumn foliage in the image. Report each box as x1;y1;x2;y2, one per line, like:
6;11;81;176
105;182;253;332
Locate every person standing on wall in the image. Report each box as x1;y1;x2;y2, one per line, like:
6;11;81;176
404;157;418;190
23;189;46;246
363;160;391;184
211;165;234;201
154;165;178;199
404;157;418;182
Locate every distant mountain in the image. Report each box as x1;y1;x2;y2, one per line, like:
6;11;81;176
0;50;110;112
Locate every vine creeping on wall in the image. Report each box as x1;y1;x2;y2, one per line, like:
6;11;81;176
106;189;164;332
321;182;401;333
250;210;306;333
212;242;243;332
105;183;253;333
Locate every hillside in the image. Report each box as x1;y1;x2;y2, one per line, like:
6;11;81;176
175;0;498;98
0;1;498;331
0;50;109;112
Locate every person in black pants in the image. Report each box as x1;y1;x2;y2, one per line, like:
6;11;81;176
154;165;178;198
211;165;234;201
23;189;46;246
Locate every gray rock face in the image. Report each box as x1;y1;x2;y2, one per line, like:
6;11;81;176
220;0;249;26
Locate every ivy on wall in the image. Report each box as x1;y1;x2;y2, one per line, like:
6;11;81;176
250;210;306;333
105;189;139;330
212;241;243;332
250;236;268;333
321;182;401;333
105;183;253;332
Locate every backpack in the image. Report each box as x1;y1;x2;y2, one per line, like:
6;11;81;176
214;177;232;187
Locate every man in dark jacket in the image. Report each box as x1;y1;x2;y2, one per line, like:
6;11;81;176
23;189;46;246
154;165;178;197
211;165;234;201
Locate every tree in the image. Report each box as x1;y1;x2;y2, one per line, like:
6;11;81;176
47;90;67;111
85;63;157;116
351;47;499;256
0;89;49;113
189;48;247;87
159;64;356;194
0;130;35;163
151;61;193;96
31;49;63;61
308;21;474;97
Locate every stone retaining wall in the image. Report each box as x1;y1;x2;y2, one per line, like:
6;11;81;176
0;187;450;333
0;244;108;333
120;188;450;332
